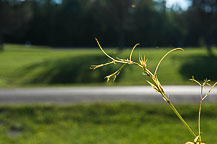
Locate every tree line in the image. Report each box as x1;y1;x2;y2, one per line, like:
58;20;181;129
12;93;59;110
1;0;217;53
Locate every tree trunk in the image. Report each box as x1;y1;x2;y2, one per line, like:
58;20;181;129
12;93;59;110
206;39;213;56
206;44;212;56
0;33;3;51
118;29;125;50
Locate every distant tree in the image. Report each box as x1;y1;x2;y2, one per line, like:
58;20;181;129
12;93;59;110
131;0;185;47
108;0;134;49
26;0;59;45
187;0;217;55
90;0;134;50
0;0;32;50
132;0;164;46
1;0;199;49
55;0;82;46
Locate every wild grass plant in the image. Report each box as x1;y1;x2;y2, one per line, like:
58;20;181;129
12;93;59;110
91;38;217;144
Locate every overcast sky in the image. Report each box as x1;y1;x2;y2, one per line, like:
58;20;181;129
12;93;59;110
166;0;191;10
54;0;191;10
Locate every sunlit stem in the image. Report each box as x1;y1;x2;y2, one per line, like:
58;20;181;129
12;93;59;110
95;38;116;61
161;92;197;138
129;43;140;63
93;39;197;139
154;48;184;76
202;82;217;101
144;68;196;138
198;85;204;142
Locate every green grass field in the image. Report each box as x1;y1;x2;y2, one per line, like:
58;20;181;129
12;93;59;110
0;44;217;87
0;103;217;144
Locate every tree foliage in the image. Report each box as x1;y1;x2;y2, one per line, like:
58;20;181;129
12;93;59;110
1;0;217;50
186;0;217;54
0;0;32;50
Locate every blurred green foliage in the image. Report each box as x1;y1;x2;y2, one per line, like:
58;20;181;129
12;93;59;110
2;0;217;52
180;55;217;81
19;55;119;84
0;103;217;144
0;44;217;87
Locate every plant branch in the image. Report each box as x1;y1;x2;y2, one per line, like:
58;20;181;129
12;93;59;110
154;48;184;76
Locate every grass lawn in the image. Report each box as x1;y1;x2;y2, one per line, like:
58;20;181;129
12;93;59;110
0;103;217;144
0;44;217;87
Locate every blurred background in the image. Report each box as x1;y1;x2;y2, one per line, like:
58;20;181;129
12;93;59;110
0;0;217;87
1;0;217;143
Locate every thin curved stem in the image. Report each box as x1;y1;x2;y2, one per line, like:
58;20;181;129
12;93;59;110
129;43;140;63
202;82;217;101
154;48;184;76
95;38;116;61
92;39;197;140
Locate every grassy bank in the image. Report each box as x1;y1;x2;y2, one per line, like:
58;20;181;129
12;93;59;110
0;103;217;144
0;44;217;87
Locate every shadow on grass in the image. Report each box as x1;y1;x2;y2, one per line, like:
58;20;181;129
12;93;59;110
180;55;217;81
19;55;122;84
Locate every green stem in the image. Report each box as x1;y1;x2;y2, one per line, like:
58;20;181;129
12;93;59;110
141;67;196;138
198;86;204;142
166;97;197;138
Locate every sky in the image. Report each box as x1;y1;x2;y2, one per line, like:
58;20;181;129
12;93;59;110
53;0;191;10
166;0;191;10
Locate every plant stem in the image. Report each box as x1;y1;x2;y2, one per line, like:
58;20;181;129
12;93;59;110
163;93;197;138
146;69;196;138
198;86;204;142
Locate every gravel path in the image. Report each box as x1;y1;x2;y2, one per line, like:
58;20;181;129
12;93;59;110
0;86;217;105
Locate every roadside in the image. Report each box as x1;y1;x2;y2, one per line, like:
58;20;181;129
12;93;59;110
0;86;217;105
